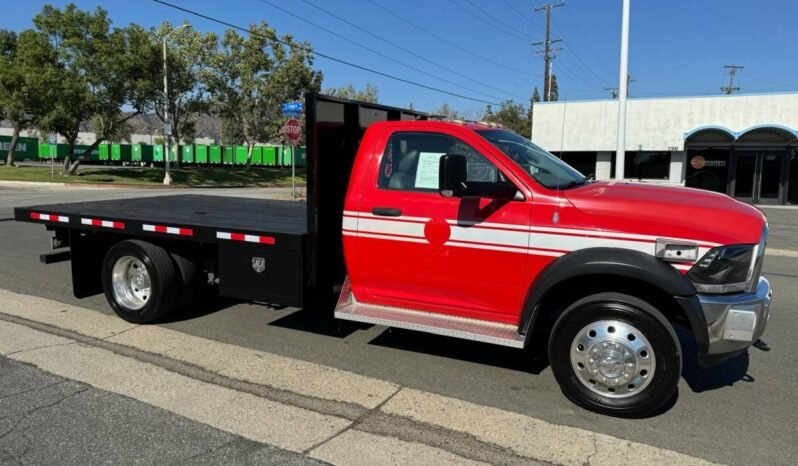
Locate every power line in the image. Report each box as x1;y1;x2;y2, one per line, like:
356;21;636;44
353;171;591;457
721;64;744;94
257;0;509;102
462;0;533;39
449;0;529;42
500;0;545;34
562;2;614;78
151;0;504;106
365;0;536;77
299;0;525;100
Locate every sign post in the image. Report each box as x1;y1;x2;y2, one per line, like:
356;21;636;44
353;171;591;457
281;100;304;200
281;117;302;200
48;134;57;180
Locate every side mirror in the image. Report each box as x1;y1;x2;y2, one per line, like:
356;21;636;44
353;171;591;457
439;154;467;197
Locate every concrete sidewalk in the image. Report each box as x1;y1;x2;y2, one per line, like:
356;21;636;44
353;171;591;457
0;289;716;466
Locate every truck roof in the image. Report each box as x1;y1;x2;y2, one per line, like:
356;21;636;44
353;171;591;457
368;119;507;133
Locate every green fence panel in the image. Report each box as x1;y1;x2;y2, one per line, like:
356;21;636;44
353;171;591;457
282;146;294;166
181;145;195;164
209;145;222;164
195;145;208;164
73;144;99;162
262;146;276;166
131;144;143;162
223;146;234;165
153;145;164;162
38;143;52;159
234;145;248;165
98;144;110;161
252;146;263;166
110;144;132;162
296;146;306;167
0;135;38;161
131;144;153;163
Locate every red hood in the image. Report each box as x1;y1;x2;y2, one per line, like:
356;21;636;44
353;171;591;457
563;180;766;245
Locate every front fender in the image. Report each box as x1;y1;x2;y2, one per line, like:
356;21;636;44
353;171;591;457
519;247;698;336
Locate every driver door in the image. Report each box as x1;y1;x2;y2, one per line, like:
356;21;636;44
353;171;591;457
353;127;532;323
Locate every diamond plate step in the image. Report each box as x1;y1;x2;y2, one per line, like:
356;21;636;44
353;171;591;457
335;278;525;348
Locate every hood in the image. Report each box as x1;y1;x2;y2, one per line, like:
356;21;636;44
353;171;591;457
564;180;766;245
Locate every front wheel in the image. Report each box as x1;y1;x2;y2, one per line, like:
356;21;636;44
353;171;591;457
548;292;682;418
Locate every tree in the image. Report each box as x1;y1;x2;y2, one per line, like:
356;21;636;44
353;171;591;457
0;29;57;166
153;22;217;167
208;23;322;166
532;86;541;103
431;103;469;120
323;83;378;103
33;4;161;175
483;100;530;136
549;74;559;102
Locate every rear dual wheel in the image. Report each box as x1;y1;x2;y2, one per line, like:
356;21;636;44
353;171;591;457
548;292;682;418
102;240;201;324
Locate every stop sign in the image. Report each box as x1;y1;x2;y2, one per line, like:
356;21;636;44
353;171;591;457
282;118;302;143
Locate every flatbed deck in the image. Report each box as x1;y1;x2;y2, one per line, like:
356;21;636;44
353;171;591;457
15;194;307;250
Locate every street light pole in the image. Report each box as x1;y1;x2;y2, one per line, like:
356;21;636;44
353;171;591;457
162;23;190;185
615;0;630;180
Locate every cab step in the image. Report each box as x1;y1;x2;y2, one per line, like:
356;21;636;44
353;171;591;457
334;278;525;348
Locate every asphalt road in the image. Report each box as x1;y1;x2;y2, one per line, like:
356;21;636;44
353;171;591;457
0;356;323;466
1;183;796;465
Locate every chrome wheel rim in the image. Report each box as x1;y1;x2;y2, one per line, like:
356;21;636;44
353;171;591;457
570;320;655;398
111;256;151;311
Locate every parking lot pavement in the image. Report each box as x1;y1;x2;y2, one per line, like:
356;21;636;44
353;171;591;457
0;356;324;466
760;206;798;251
0;184;796;465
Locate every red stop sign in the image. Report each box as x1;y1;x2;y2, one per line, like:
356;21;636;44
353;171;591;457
282;118;302;143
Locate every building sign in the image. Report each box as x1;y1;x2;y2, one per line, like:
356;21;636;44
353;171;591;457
690;155;706;170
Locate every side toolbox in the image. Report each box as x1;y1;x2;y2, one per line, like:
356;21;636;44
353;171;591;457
218;242;304;307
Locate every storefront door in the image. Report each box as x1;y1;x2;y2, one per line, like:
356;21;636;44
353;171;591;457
733;151;784;204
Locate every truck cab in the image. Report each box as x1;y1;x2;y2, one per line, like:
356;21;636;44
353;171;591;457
334;117;771;417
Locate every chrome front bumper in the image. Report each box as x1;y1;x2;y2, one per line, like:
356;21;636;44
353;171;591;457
698;277;772;356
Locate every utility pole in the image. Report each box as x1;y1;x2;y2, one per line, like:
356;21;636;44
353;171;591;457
604;76;634;99
532;2;564;102
721;64;744;94
615;0;630;180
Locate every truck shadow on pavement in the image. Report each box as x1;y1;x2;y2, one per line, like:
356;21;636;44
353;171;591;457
675;325;752;393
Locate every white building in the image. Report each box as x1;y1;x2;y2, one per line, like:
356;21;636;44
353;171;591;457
531;92;798;205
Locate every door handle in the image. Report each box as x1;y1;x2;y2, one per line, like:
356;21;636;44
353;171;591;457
372;207;402;217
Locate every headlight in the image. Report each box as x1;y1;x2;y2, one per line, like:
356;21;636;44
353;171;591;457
688;244;756;293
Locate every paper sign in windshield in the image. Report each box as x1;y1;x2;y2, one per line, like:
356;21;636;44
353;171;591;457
415;152;444;189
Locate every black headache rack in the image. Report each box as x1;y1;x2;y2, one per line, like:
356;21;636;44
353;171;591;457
303;93;426;292
14;94;426;309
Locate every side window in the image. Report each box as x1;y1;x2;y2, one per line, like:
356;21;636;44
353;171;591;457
378;131;498;191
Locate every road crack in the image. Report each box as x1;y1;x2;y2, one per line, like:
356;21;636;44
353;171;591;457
302;386;404;455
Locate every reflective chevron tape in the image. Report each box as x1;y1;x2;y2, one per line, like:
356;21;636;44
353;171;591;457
29;212;69;223
142;224;194;237
81;218;125;229
216;231;276;245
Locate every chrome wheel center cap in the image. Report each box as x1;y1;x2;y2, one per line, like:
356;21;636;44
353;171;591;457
590;344;635;384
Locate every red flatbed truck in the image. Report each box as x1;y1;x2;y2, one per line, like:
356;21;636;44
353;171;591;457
15;93;772;417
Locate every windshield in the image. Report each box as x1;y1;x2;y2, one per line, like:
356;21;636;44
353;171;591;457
476;130;587;190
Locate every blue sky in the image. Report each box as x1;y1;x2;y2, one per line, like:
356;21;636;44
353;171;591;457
5;0;797;115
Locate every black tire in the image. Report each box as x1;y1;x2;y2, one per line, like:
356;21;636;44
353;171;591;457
548;292;681;418
102;240;179;324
